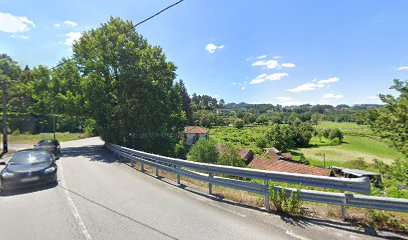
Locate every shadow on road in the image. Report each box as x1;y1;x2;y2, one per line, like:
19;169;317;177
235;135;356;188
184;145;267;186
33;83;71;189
61;145;116;163
0;181;59;197
58;185;180;240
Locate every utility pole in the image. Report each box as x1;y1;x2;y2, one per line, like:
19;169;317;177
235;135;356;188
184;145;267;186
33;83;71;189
53;114;56;140
1;75;8;153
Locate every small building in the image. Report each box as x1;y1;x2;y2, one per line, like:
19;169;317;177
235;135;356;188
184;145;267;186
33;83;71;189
183;126;209;145
331;166;381;180
216;144;254;163
248;156;331;177
264;147;293;161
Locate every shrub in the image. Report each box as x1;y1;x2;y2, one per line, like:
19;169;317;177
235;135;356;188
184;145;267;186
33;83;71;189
233;119;245;129
256;137;268;148
270;187;303;216
349;157;368;170
368;210;408;232
328;128;343;141
11;128;21;135
188;138;219;164
218;144;246;167
83;118;97;136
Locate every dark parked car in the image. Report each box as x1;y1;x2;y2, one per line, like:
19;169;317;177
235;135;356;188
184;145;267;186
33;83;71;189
34;139;61;157
0;149;58;190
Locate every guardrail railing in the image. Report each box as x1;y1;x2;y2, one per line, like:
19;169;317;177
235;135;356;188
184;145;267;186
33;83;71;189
105;143;408;218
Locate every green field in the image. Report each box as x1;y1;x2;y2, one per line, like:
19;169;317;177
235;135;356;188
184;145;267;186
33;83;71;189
6;132;87;145
299;121;405;166
209;122;405;167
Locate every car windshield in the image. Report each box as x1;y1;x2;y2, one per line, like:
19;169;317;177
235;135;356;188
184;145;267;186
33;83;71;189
37;140;56;146
9;151;52;165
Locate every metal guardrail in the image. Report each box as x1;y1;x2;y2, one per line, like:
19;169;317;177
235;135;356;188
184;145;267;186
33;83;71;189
106;143;408;216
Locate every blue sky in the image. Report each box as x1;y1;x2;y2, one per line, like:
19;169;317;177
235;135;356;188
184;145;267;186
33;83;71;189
1;0;408;106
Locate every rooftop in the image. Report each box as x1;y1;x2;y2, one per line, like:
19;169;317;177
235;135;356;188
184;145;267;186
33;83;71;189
183;126;208;134
249;157;331;177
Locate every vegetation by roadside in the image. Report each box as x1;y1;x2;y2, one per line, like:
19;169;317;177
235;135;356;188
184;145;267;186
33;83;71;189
7;132;88;145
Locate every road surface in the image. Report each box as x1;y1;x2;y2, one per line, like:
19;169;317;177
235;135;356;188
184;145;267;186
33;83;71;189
0;138;403;240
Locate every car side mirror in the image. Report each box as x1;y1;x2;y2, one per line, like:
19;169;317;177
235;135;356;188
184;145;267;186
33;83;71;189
0;162;6;166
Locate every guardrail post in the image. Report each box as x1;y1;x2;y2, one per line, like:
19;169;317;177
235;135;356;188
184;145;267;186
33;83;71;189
141;163;144;172
264;180;270;211
209;173;213;195
155;166;159;177
341;191;346;221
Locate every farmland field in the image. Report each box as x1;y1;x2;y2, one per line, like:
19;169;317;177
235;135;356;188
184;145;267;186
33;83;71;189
209;122;405;167
299;121;405;166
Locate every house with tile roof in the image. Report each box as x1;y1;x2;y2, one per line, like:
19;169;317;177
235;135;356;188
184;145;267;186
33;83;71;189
216;144;254;163
183;126;209;145
248;156;331;177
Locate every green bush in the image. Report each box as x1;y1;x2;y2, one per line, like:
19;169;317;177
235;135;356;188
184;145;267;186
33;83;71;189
188;138;219;164
270;187;303;216
368;210;408;232
83;118;97;136
233;119;245;129
218;144;246;167
11;128;21;135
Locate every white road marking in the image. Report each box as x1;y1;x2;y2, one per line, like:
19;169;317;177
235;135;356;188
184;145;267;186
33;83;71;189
58;159;92;240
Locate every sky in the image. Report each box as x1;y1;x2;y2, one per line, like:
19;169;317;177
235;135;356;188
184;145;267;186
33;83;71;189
1;0;408;106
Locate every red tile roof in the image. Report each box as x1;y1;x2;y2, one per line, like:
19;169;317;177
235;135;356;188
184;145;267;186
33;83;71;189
183;126;208;134
282;152;293;160
216;144;253;160
238;148;254;160
248;157;331;176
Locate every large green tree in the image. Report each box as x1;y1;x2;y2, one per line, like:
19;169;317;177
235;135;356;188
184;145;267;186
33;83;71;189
72;17;185;155
368;79;408;156
177;79;193;125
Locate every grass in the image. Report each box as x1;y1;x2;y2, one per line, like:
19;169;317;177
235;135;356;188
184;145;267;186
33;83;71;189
7;132;87;145
299;122;405;166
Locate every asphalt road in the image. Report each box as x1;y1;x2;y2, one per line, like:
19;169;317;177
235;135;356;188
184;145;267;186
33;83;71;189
0;138;404;240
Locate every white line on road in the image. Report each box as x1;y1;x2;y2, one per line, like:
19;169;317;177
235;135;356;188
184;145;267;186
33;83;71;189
58;159;92;240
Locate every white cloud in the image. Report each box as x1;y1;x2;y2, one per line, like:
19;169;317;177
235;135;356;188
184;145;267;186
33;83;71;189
256;54;267;59
241;86;246;90
397;66;408;71
205;43;224;53
64;20;77;27
54;23;61;27
11;35;29;40
250;73;288;84
276;96;293;101
281;62;296;68
288;76;340;93
64;32;82;46
323;92;343;99
273;56;280;59
252;59;279;69
287;83;324;92
318;77;340;84
0;12;35;33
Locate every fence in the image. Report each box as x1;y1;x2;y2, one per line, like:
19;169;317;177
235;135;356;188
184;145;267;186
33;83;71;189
106;143;408;218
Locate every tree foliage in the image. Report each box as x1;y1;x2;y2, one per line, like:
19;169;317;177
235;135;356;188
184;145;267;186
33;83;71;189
70;17;185;156
188;138;219;164
368;79;408;156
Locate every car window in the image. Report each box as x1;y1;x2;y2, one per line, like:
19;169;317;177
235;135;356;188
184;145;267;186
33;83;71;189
37;140;54;146
10;151;52;165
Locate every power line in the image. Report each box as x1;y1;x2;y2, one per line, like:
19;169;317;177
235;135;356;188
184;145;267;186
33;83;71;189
50;0;184;70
